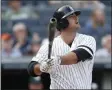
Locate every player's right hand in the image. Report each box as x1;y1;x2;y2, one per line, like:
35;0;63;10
40;56;61;73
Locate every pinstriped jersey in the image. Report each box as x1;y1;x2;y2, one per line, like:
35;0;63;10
32;33;96;89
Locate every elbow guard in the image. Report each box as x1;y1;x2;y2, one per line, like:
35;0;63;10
27;61;39;77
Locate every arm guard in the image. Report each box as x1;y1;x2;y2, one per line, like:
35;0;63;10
27;61;39;77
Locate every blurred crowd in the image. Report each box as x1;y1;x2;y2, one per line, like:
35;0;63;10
1;0;111;89
1;23;42;57
1;0;111;57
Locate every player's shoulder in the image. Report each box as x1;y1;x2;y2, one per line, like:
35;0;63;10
77;33;96;41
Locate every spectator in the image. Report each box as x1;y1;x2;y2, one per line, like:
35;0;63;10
28;76;43;90
27;32;41;56
96;35;111;57
28;40;41;56
80;9;111;49
1;33;22;58
13;23;30;55
2;0;39;20
32;32;41;42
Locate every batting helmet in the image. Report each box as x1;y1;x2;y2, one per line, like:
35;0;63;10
53;5;81;31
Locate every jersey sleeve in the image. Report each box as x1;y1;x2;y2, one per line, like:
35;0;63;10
76;36;96;59
31;42;48;64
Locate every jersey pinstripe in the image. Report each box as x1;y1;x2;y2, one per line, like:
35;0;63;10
32;33;96;89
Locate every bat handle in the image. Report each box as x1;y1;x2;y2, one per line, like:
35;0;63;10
48;43;52;59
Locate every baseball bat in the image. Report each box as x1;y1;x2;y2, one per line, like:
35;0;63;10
48;18;57;59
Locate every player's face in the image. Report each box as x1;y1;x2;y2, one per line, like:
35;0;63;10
67;14;80;30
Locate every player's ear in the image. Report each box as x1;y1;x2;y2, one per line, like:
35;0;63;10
59;19;69;30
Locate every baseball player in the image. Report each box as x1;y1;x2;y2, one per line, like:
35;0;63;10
28;5;96;89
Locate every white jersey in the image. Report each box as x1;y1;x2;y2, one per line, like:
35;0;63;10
32;33;96;89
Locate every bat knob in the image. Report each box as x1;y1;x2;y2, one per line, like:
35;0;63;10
50;18;57;25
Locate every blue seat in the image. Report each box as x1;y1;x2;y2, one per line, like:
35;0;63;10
30;26;48;38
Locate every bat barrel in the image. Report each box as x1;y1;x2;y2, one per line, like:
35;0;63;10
48;18;57;59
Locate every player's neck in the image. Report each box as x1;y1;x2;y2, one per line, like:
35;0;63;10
60;30;76;45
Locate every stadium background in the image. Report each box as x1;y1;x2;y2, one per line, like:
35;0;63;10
1;0;111;90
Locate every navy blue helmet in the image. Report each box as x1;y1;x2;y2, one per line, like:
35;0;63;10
53;5;81;31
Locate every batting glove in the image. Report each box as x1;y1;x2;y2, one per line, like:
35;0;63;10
47;56;61;66
40;56;61;73
40;59;52;73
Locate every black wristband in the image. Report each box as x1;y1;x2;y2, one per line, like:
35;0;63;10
27;61;39;77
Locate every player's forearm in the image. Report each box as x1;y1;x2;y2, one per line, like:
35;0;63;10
34;64;42;75
60;52;78;65
27;61;42;76
59;48;93;65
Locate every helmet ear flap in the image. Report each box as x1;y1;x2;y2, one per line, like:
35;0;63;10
57;19;69;30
